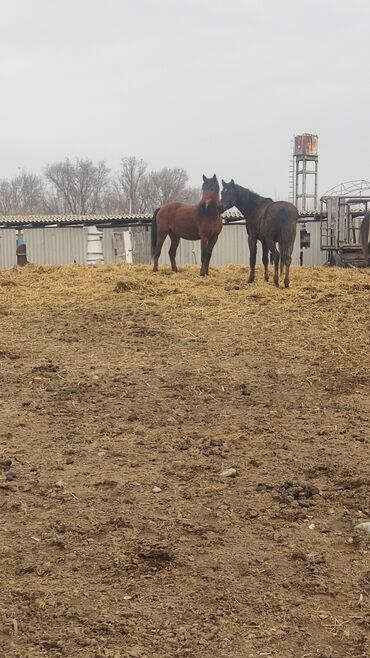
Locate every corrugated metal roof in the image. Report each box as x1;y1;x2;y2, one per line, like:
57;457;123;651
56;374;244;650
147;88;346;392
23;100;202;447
0;209;321;227
0;213;151;226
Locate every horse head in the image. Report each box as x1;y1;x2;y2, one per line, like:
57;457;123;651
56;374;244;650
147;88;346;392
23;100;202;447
201;174;220;207
220;179;238;211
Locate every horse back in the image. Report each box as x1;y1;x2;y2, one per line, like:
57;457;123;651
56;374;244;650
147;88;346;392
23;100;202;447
269;200;299;220
261;201;298;244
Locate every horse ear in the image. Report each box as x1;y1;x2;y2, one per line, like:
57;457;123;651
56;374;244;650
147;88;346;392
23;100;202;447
213;174;217;180
202;174;207;182
231;179;235;187
221;179;226;188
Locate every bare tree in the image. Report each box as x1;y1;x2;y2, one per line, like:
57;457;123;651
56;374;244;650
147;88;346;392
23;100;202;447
99;179;128;214
44;158;110;214
117;156;147;213
0;180;15;215
0;171;46;215
0;157;200;217
139;168;200;212
179;185;201;205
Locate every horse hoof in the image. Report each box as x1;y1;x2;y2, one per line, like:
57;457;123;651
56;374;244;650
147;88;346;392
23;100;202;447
284;282;289;288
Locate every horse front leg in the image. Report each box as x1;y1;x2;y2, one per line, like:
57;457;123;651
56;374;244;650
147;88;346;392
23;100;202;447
200;236;209;276
248;236;257;283
204;234;219;275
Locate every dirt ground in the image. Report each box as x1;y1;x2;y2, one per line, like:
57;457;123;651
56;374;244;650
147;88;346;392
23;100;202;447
0;263;369;658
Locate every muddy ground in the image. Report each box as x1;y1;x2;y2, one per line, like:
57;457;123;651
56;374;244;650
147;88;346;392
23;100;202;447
0;264;369;658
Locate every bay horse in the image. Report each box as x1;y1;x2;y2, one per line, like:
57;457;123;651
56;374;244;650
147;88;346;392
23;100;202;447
359;211;370;266
220;180;298;287
151;174;222;276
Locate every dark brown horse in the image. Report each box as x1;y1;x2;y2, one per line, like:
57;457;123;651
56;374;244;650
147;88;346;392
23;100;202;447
221;180;298;287
360;211;370;266
151;174;222;276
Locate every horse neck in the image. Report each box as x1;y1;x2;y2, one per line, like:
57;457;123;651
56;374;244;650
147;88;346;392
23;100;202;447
197;193;220;221
234;185;270;220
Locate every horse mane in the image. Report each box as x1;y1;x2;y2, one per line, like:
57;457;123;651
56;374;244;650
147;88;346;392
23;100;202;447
197;200;219;220
235;184;272;214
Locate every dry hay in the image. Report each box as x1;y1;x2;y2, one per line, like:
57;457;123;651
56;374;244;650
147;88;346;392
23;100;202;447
1;263;368;393
0;263;369;658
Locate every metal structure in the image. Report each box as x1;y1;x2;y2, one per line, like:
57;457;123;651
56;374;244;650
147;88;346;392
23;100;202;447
291;134;319;212
320;180;370;266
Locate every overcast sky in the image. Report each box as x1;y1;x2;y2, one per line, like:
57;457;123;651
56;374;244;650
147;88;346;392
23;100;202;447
1;0;369;199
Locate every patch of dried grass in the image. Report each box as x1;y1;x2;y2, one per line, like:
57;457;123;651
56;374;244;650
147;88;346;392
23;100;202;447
0;263;369;393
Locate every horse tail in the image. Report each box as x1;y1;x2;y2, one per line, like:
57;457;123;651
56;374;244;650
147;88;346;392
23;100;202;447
151;208;160;256
277;206;298;272
359;211;370;266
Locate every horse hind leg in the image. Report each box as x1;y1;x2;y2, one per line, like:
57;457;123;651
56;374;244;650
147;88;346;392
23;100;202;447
267;240;280;287
168;232;180;273
279;235;296;288
152;229;168;272
283;255;292;288
262;241;269;282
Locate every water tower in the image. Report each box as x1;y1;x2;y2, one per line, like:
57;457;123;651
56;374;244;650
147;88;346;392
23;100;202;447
289;134;319;212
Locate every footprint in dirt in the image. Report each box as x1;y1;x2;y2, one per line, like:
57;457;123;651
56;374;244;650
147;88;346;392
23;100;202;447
32;363;59;374
136;543;173;571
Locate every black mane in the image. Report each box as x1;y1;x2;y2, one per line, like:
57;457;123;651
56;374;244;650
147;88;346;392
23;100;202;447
234;184;272;216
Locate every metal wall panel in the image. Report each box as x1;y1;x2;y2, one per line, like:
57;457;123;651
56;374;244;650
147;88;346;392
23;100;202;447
157;222;326;267
102;227;151;264
102;228;128;265
102;228;115;264
132;226;151;264
23;227;87;265
160;222;326;266
0;222;326;269
0;229;17;268
159;226;249;266
213;226;249;265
